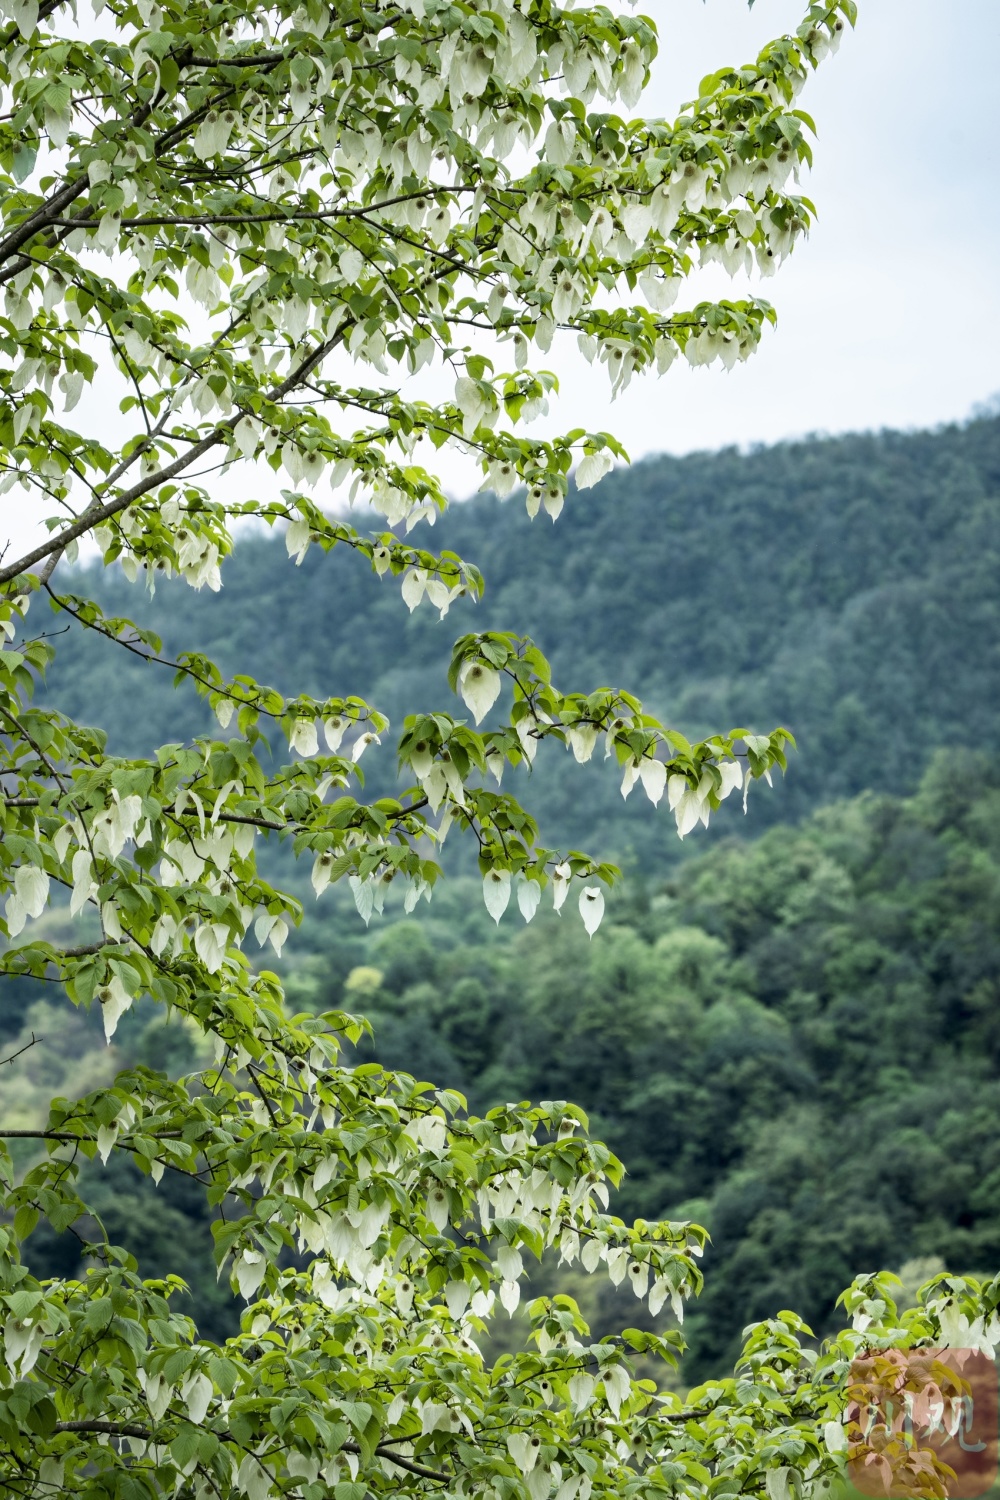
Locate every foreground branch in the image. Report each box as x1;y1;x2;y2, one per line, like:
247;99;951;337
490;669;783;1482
0;328;345;588
50;1421;451;1481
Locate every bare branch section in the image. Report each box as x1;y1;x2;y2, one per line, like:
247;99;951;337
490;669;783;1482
0;1032;42;1067
48;1424;451;1482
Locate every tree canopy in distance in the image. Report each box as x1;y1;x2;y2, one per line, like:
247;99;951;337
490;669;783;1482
2;0;995;1497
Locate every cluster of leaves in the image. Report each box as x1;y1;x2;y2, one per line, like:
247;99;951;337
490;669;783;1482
2;1027;717;1497
0;0;854;592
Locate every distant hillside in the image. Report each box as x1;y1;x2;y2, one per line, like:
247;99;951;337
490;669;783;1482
45;413;1000;869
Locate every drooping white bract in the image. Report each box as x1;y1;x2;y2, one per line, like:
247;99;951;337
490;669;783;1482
483;867;512;923
401;568;427;611
567;723;599;763
349;874;375;925
99;974;134;1042
517;878;542;923
4;862;49;936
312;850;334;897
579;885;605;937
669;771;714;838
551;861;572;912
285;517;311;565
460;660;502;724
290;717;319;756
323;715;347;752
351;731;380;762
717;758;744;801
638;757;667;805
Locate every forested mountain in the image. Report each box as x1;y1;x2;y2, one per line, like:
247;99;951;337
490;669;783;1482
11;755;1000;1377
44;411;1000;867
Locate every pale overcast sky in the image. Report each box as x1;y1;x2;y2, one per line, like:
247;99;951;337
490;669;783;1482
603;0;1000;455
3;0;997;559
462;0;999;485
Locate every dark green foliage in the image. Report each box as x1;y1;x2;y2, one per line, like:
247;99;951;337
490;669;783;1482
278;751;1000;1378
25;1152;241;1345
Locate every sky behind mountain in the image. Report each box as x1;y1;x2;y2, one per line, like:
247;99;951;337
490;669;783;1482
2;0;996;559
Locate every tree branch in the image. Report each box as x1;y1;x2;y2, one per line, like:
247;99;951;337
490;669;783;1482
360;1441;451;1482
54;1420;150;1439
49;1423;452;1481
246;1063;280;1127
0;327;347;588
0;1129;95;1141
45;185;474;232
0;1128;182;1141
0;1032;42;1067
1;793;426;833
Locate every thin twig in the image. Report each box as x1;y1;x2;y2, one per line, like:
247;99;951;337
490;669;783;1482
246;1063;280;1128
45;185;474;231
0;1032;42;1067
0;1128;182;1141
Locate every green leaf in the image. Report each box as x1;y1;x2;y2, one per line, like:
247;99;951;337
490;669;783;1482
208;1356;239;1396
4;1290;43;1319
12;144;37;183
335;1486;366;1500
12;1206;38;1241
170;1426;200;1469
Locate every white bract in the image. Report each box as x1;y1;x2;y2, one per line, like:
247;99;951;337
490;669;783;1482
99;975;134;1042
483;867;513;923
579;885;605;937
460;661;502;724
517;878;542;923
575;450;615;490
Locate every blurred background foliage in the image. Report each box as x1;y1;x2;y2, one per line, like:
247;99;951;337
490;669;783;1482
8;411;1000;1380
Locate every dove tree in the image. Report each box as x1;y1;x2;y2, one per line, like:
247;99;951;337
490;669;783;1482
3;0;983;1497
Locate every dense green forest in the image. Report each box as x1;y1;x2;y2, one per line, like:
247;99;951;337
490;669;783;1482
43;411;1000;865
8;413;1000;1381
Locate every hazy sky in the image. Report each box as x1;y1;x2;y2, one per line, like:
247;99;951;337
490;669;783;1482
494;0;1000;481
3;0;997;558
613;0;1000;451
